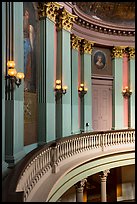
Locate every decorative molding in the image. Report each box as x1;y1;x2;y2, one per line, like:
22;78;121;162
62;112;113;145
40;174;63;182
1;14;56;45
111;46;127;58
73;5;135;37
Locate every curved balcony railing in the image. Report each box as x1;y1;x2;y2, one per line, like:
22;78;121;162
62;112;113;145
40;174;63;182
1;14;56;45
3;129;135;202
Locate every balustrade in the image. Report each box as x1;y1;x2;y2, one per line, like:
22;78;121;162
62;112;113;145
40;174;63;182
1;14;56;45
13;129;135;201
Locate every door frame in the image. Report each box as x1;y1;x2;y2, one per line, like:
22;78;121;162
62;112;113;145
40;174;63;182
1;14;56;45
92;75;113;131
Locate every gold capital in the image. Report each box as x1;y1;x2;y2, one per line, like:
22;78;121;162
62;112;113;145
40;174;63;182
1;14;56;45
71;34;83;51
56;7;77;32
37;2;62;22
128;47;135;59
81;39;94;54
111;46;127;58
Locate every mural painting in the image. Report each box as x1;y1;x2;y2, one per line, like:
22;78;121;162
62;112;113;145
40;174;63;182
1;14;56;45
23;2;37;92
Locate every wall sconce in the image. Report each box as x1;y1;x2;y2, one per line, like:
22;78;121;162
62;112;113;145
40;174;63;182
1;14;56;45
78;83;88;97
122;86;132;98
54;80;68;98
6;60;24;88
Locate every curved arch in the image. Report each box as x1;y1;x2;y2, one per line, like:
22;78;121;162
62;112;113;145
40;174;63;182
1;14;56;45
47;151;135;202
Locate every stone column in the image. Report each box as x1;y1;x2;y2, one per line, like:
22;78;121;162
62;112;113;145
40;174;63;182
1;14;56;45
100;169;110;202
75;179;87;202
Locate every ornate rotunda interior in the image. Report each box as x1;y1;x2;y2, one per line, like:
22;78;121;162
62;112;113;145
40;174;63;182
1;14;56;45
2;2;135;202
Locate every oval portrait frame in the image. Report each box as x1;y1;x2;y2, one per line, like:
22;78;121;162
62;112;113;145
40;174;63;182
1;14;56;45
94;50;106;69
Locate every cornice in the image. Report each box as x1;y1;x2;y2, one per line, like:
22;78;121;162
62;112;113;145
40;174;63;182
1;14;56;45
72;4;135;38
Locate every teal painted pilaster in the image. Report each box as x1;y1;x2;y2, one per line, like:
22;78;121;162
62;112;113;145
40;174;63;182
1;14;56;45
5;2;25;166
62;30;71;137
80;53;84;132
56;29;62;139
71;49;79;134
112;57;124;129
38;18;55;143
129;58;135;128
56;28;71;138
83;53;92;132
2;2;8;172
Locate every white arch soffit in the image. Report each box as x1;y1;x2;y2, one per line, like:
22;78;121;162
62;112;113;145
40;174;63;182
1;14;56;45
47;151;135;202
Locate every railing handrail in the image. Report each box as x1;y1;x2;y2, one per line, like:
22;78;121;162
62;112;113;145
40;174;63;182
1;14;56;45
2;128;135;202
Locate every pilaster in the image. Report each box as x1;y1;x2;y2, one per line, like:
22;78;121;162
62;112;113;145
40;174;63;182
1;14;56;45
79;39;94;132
2;2;8;172
128;47;135;128
5;2;25;166
38;3;60;143
55;6;76;138
111;46;125;129
71;34;82;134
